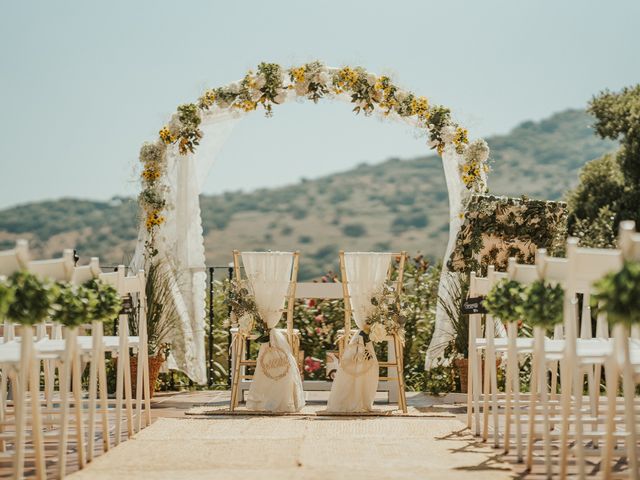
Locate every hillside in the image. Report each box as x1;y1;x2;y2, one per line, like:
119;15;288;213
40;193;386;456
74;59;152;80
0;109;614;280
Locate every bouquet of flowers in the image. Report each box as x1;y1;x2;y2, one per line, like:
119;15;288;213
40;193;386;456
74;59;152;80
365;284;407;344
227;279;269;342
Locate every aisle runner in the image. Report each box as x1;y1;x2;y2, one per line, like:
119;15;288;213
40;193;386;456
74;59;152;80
68;416;515;480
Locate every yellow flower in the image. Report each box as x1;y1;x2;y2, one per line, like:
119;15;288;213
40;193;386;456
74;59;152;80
410;96;429;117
337;67;359;89
145;210;165;230
142;164;161;182
453;127;469;146
199;90;216;109
159;126;176;145
291;66;306;83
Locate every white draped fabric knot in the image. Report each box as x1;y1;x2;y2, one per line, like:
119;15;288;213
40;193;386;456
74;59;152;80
327;252;392;412
241;252;305;412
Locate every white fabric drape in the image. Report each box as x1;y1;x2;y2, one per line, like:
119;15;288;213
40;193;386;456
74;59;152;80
131;108;244;384
425;146;470;369
242;252;305;412
327;252;391;412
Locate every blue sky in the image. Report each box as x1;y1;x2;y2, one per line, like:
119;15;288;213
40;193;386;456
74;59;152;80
1;0;639;208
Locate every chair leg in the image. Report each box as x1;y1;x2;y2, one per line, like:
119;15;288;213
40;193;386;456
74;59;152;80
135;348;143;433
394;336;407;413
13;370;26;480
0;369;7;453
29;348;46;480
513;357;523;462
491;351;500;449
472;348;482;436
504;351;513;454
72;344;86;469
574;366;586;480
559;359;572;480
539;348;552;478
114;349;123;445
123;348;134;438
142;346;152;428
482;349;491;442
88;342;99;462
230;338;244;411
601;358;618;480
58;352;72;478
525;346;539;471
622;353;639;480
98;351;110;452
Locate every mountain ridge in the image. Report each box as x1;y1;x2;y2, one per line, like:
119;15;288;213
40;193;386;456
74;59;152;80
0;109;614;279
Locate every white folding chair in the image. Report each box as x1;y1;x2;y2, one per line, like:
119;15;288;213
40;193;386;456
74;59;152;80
559;238;623;479
98;267;151;441
601;221;640;480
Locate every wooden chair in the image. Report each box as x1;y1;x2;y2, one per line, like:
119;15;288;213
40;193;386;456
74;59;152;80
338;250;408;413
229;250;300;411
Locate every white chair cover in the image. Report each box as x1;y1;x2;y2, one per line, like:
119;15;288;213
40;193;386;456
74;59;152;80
242;252;305;412
327;252;392;412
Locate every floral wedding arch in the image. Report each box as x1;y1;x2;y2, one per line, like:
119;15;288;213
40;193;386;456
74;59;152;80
131;61;490;383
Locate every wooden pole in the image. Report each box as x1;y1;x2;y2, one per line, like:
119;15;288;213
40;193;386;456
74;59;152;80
338;251;351;348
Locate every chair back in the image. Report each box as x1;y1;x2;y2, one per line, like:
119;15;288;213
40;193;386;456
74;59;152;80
338;251;406;344
566;237;623;344
507;257;538;285
487;265;507;287
71;257;101;285
232;251;300;340
294;282;344;299
469;271;490;297
0;239;29;276
28;249;75;282
536;249;569;338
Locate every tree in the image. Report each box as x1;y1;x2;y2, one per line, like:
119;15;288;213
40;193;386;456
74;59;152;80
566;85;640;245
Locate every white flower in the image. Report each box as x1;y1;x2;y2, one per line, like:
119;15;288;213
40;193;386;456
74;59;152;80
254;75;266;89
317;71;329;85
250;89;263;102
369;323;387;343
366;73;377;85
238;314;254;335
294;83;308;96
396;90;408;102
274;91;287;104
441;125;457;144
228;82;240;94
427;139;439;149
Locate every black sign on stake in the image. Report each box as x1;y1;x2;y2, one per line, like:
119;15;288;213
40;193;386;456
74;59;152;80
462;296;487;315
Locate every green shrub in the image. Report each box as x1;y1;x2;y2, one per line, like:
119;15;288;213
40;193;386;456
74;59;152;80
341;223;367;237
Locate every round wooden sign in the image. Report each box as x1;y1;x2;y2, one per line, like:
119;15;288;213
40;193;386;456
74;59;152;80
259;345;291;381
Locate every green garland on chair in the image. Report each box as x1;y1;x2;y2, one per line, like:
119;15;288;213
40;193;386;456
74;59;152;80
593;261;640;326
520;280;564;328
484;279;527;324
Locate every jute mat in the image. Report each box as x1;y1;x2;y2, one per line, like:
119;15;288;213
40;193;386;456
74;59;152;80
67;416;516;480
185;403;456;417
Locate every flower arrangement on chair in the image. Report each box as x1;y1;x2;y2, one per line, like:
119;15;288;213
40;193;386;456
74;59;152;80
365;284;408;344
228;279;270;343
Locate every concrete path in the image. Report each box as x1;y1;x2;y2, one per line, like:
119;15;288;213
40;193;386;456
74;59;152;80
68;392;516;480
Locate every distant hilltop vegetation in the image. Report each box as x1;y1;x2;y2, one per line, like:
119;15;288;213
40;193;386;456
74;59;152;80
0;110;614;280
